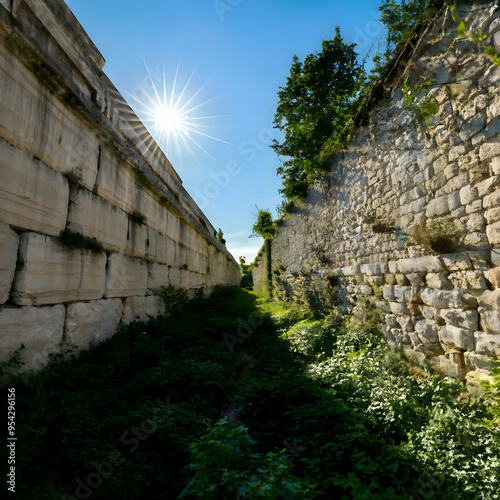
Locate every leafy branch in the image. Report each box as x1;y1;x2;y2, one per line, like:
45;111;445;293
449;5;500;65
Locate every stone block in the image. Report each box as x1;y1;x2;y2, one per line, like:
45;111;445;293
389;301;410;315
441;252;472;271
0;48;99;190
393;285;413;303
365;275;385;286
426;191;460;217
420;305;438;320
485;207;500;225
478;289;500;310
0;222;18;304
467;212;486;231
395;273;410;285
105;254;148;298
420;288;477;308
382;285;395;301
467;250;490;270
480;311;500;334
486;221;500;245
147;262;170;293
0;304;65;370
436;308;478;331
484;190;500;209
405;272;426;287
492;247;500;266
439;324;474;351
448;270;486;290
12;232;106;306
428;354;463;381
67;188;128;252
425;272;453;289
479;141;500;162
64;299;123;349
121;295;166;324
397;256;444;274
484;268;500;288
464;352;495;373
474;331;500;356
0;137;69;236
146;228;176;266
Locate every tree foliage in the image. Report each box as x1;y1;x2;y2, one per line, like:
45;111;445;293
251;209;275;240
271;27;362;200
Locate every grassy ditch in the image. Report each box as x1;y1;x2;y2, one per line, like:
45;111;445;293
4;287;500;499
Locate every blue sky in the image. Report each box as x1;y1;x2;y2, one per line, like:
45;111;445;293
65;0;385;262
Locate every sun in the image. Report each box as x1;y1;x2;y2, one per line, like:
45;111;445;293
155;105;183;133
126;62;230;161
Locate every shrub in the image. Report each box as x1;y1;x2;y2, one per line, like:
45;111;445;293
407;217;465;253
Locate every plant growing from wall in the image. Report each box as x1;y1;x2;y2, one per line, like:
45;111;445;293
449;5;500;66
131;210;147;226
217;228;226;245
401;78;439;125
251;209;276;296
58;229;105;253
407;217;465;254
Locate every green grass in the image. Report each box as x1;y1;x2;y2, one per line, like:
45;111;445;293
5;287;500;499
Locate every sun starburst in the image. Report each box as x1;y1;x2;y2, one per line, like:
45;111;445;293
126;62;230;162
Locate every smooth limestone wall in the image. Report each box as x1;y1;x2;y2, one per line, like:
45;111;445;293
0;0;240;372
253;2;500;385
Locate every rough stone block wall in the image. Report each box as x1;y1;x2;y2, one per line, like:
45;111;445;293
253;2;500;384
0;0;240;372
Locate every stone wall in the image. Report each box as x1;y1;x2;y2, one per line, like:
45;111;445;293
253;2;500;384
0;0;240;372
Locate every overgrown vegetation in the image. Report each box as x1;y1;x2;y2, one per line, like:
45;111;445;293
407;217;465;254
271;27;362;199
6;287;499;499
59;229;105;253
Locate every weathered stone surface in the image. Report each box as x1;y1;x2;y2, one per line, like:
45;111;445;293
474;331;500;356
12;232;106;305
397;256;443;273
0;137;69;236
441;252;472;271
389;301;410;315
439;325;474;351
0;47;99;190
492;247;500;266
478;289;500;310
436;308;478;331
486;221;500;245
480;311;500;334
64;299;123;349
448;270;486;290
0;222;18;304
465;353;495;373
426;191;460;217
105;254;148;298
425;272;452;289
360;262;388;276
0;304;65;370
121;295;166;324
420;288;477;308
67;188;129;252
147;262;171;293
484;268;500;288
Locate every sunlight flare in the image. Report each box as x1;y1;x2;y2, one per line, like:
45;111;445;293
125;62;231;162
